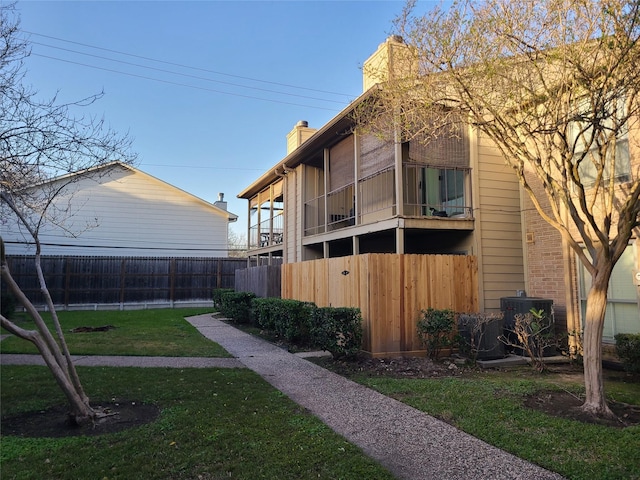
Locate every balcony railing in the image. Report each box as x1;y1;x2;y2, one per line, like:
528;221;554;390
358;168;395;218
327;185;354;231
249;212;284;249
403;203;473;218
304;195;326;236
403;165;472;219
301;166;472;238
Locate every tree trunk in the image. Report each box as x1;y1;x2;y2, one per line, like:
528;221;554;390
581;268;616;419
1;244;96;426
0;315;96;425
34;251;90;405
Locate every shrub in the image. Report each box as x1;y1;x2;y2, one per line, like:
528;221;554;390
252;297;315;343
274;299;316;345
499;308;557;372
311;307;362;359
417;308;457;360
218;291;256;324
212;288;235;310
615;333;640;373
252;297;282;332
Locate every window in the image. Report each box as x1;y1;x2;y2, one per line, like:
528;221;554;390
577;243;639;341
404;164;470;217
570;97;631;188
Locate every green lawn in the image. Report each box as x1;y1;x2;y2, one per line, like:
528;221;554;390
4;309;639;479
352;369;640;480
0;308;230;357
0;366;394;480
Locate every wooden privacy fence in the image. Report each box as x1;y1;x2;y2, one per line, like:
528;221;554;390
3;256;254;309
235;265;282;298
282;253;478;357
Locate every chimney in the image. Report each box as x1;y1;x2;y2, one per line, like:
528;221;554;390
214;192;227;211
362;35;418;92
286;120;317;154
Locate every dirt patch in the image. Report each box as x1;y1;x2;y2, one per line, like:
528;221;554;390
1;401;159;438
312;355;467;378
70;325;116;333
524;390;640;428
312;354;640;428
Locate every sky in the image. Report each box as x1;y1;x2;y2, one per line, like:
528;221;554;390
13;0;440;238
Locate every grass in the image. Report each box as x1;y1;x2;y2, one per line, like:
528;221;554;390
0;365;394;480
0;308;230;357
3;309;639;479
354;369;640;480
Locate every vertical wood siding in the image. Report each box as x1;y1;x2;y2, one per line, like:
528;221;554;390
282;253;478;356
234;265;282;298
3;256;251;307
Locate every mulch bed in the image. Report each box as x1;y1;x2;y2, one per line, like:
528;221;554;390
1;401;159;438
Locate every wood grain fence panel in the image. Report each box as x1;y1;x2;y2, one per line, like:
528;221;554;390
235;265;281;298
327;256;357;308
3;256;254;307
281;253;478;356
316;260;331;307
356;254;372;353
385;254;402;353
281;263;291;299
403;254;425;352
382;254;398;354
366;254;381;351
366;254;397;354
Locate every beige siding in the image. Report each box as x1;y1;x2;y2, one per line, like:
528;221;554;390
474;131;526;311
284;164;306;263
3;165;231;257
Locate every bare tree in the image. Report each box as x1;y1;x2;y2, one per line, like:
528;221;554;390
360;0;639;418
0;4;136;425
228;228;248;258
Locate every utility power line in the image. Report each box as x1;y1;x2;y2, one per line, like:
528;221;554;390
30;41;348;105
24;30;358;98
33;53;343;112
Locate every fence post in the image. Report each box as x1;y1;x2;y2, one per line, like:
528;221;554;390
64;257;71;308
119;258;126;308
170;258;176;305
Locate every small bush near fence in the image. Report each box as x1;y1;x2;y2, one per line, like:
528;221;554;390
252;298;315;345
215;291;362;358
457;312;505;362
218;292;256;325
251;297;281;331
213;289;235;310
615;333;640;373
311;307;363;359
417;308;457;360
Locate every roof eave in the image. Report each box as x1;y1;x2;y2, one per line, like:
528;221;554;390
237;87;379;200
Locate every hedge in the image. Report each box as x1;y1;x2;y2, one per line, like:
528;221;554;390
216;291;363;358
615;333;640;373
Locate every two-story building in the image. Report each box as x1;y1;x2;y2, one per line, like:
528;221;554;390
238;36;528;314
239;36;640;357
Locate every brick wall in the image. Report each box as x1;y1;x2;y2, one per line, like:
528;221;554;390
522;179;569;331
